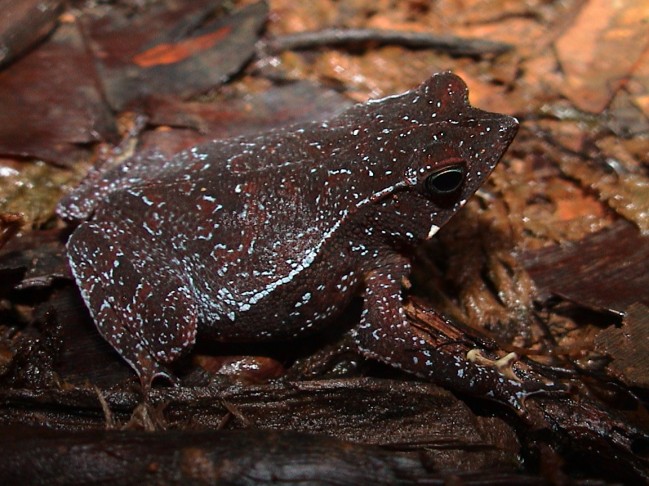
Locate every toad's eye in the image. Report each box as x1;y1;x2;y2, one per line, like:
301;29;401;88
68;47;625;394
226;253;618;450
424;165;465;195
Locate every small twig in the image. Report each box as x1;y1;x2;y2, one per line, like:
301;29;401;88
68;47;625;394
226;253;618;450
93;385;115;430
0;213;24;249
221;399;254;427
260;28;513;57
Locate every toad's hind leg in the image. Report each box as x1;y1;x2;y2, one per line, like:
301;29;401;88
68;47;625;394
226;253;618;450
67;221;198;389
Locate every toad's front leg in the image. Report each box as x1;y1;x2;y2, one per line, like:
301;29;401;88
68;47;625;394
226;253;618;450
351;255;559;416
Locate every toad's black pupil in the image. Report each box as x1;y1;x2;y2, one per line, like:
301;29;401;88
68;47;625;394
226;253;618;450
425;166;465;195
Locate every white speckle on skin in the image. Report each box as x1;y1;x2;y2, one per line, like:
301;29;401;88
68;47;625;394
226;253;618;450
427;224;440;239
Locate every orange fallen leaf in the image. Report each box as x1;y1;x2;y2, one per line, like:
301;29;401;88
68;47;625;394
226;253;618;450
555;0;649;113
555;194;604;221
133;26;232;68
